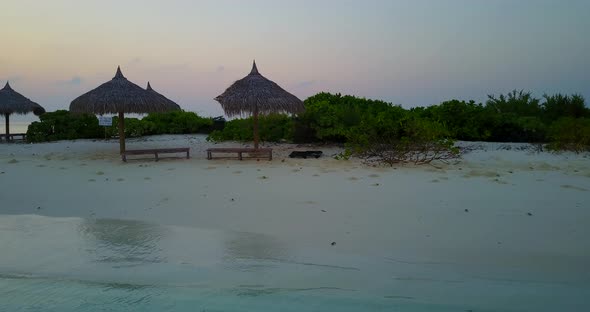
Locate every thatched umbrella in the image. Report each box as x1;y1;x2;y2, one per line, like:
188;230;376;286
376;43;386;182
215;61;305;149
0;81;45;140
146;82;181;110
70;67;180;154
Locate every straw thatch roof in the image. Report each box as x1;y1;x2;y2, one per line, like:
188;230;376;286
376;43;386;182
214;61;305;117
0;82;45;115
146;82;181;110
70;67;180;114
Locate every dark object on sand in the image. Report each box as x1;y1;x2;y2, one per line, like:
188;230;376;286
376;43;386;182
331;242;336;246
464;209;469;212
289;151;323;159
527;212;533;216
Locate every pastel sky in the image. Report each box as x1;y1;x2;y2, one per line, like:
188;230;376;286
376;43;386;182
1;0;589;121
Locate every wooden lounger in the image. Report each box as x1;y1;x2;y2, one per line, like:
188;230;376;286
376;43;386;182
122;147;190;162
0;133;26;142
206;147;272;160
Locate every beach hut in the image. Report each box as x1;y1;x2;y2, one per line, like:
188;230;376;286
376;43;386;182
0;82;45;141
70;67;180;154
214;61;305;149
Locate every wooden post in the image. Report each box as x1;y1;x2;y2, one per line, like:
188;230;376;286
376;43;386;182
253;106;259;149
118;112;125;154
4;114;10;142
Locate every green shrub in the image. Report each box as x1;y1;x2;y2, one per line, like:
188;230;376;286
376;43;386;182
207;114;293;143
547;117;590;152
109;117;156;138
542;94;589;122
24;92;590;148
347;113;459;165
515;116;547;143
486;90;541;116
26;120;54;143
418;100;490;141
296;92;399;142
110;111;212;137
207;118;253;142
27;110;213;142
142;111;213;134
27;110;103;142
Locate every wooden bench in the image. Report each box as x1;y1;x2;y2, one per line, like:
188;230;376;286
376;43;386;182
207;147;272;160
0;133;26;142
122;147;190;162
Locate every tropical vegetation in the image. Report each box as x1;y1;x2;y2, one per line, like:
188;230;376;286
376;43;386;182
26;91;590;160
27;110;215;142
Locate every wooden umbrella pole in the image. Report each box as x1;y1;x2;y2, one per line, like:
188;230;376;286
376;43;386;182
5;114;10;142
118;112;125;154
253;106;259;149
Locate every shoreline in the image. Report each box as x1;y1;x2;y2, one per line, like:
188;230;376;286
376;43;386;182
0;121;30;134
2;135;588;256
1;134;590;310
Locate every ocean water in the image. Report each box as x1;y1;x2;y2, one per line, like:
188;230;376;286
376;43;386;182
0;121;30;134
0;215;588;311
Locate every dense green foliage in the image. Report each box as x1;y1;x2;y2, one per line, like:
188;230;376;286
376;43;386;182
27;110;103;142
25;91;590;153
207;93;461;163
300;91;587;142
346;113;460;165
547;117;590;152
207;91;590;153
112;111;213;138
542;94;588;122
414;91;589;149
415;91;551;142
207;114;293;143
295;93;400;142
296;93;460;163
27;110;213;142
412;100;490;141
141;111;213;134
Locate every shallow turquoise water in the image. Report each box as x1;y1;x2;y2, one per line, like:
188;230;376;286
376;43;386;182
0;215;588;311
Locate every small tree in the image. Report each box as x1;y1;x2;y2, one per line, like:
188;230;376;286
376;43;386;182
347;114;460;166
542;94;589;122
547;117;590;152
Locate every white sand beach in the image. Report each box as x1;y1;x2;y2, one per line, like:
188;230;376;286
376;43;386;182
1;136;590;311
